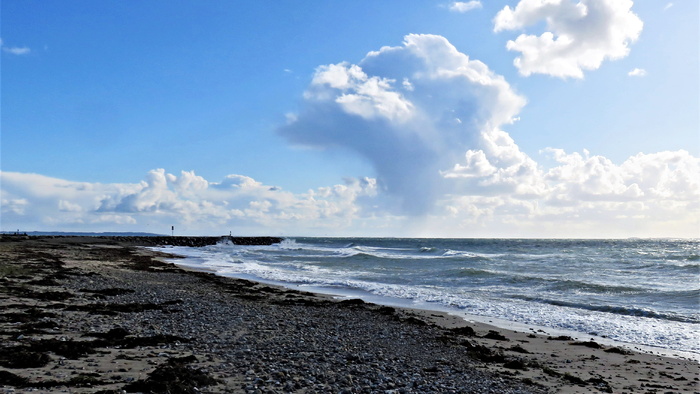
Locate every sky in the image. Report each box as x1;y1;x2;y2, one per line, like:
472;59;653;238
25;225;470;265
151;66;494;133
1;0;698;238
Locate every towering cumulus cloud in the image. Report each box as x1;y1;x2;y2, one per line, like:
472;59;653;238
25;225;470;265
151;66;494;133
279;34;526;214
494;0;643;78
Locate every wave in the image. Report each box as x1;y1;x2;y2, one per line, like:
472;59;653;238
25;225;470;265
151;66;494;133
547;279;648;295
451;267;505;279
283;239;504;261
664;253;700;262
442;249;496;260
510;295;699;324
327;246;445;261
159;238;700;356
447;267;646;293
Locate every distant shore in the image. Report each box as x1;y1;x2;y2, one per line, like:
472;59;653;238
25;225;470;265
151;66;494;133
0;236;697;393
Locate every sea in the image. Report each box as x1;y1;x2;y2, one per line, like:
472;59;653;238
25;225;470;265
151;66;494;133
154;238;699;359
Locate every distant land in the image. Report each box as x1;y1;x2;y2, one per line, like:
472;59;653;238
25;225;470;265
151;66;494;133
0;231;166;237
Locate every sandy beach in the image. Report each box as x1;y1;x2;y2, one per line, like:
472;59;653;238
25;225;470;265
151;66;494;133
1;236;697;393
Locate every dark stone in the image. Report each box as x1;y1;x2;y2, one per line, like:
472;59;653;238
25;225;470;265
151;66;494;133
508;344;530;354
375;306;396;315
547;335;573;341
339;298;366;306
449;326;476;337
562;373;587;385
604;346;632;355
570;341;603;349
460;341;507;363
483;330;509;341
503;359;529;370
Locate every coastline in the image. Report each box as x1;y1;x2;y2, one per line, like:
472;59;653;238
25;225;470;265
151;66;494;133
175;264;700;364
1;236;697;393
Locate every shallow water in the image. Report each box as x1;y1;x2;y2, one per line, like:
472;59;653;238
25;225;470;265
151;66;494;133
157;238;700;356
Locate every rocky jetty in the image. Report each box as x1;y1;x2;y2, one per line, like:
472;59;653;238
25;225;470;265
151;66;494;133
111;235;284;247
1;235;283;247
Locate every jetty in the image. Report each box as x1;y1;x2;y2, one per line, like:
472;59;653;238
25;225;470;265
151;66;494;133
0;234;283;247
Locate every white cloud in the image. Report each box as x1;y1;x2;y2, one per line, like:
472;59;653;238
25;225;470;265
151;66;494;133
59;200;83;212
274;33;699;237
628;67;647;77
449;1;482;13
494;0;643;78
91;214;137;225
0;38;31;55
2;31;698;238
1;198;28;215
280;34;526;214
2;150;698;238
0;169;381;235
305;63;415;122
429;148;700;237
3;46;31;55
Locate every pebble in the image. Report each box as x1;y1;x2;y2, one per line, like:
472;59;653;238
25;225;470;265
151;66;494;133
20;244;546;394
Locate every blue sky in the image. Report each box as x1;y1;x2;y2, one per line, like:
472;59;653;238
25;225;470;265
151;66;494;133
2;0;698;237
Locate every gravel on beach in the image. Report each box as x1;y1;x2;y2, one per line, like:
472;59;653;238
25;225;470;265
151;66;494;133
1;236;697;393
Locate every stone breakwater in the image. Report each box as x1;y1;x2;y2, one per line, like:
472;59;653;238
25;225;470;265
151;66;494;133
111;235;284;247
0;235;283;247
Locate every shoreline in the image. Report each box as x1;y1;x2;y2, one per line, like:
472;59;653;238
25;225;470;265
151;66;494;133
156;242;700;363
1;236;698;393
172;261;700;363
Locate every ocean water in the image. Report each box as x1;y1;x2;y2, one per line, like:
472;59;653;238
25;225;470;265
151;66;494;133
156;238;699;357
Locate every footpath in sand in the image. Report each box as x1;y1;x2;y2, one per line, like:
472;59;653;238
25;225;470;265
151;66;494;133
0;236;697;393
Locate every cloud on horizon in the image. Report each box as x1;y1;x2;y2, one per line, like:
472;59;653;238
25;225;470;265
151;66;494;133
494;0;643;78
0;169;380;235
2;148;698;238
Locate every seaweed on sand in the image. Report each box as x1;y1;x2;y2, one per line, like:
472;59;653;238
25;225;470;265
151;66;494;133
122;356;219;393
0;348;52;368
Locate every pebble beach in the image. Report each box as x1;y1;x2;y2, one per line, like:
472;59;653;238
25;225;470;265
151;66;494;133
1;236;697;393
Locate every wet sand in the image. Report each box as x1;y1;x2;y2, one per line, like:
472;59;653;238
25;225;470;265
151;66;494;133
0;236;697;393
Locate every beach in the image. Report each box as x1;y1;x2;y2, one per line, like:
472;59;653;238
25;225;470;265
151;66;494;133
0;236;697;393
